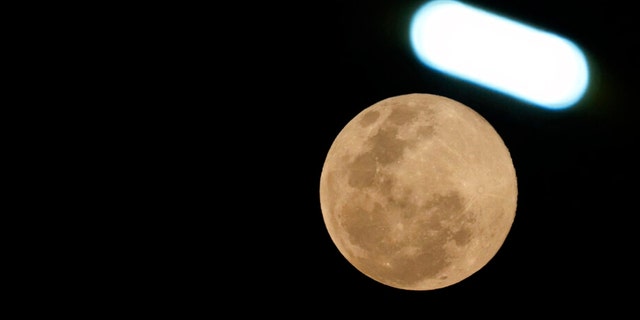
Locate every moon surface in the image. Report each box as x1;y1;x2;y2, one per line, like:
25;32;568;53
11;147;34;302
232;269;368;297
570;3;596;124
319;93;517;291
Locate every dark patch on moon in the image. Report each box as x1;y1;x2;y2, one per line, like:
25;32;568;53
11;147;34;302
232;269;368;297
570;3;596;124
391;234;451;285
360;110;380;127
362;211;453;288
392;191;473;285
424;193;475;247
387;107;419;125
347;104;437;192
368;127;407;165
406;192;466;279
346;125;407;189
341;201;393;253
417;125;435;138
451;226;472;246
347;153;377;188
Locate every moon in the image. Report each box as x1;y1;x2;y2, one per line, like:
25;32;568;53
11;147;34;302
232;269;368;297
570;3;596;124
319;93;517;291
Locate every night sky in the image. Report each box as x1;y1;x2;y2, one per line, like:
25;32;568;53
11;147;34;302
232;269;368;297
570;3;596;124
211;0;636;314
24;1;639;315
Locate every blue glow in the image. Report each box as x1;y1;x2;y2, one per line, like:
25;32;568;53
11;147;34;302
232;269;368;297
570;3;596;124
410;0;589;109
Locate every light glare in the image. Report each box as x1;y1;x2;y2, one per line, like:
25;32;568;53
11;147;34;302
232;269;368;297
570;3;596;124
410;0;589;109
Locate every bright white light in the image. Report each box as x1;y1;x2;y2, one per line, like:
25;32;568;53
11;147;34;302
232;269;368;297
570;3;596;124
410;0;589;109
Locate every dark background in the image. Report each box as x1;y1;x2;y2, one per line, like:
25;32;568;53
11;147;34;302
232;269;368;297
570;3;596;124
219;0;637;314
13;0;636;315
88;0;637;315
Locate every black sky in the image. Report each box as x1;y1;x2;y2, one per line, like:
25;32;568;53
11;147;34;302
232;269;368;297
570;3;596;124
21;1;639;316
213;0;636;314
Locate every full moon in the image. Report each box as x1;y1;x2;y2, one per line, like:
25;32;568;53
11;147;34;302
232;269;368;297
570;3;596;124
319;93;517;291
